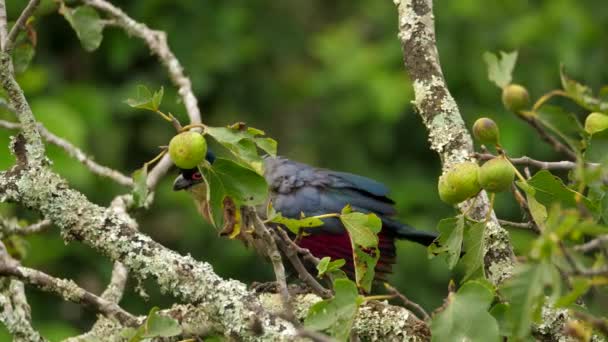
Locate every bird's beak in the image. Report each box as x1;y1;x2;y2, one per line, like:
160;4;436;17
172;174;191;191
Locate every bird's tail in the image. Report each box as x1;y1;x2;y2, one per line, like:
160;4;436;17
383;218;438;246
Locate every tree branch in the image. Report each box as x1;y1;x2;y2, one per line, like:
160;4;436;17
0;243;46;342
0;216;51;239
0;260;140;327
393;0;514;285
83;0;201;125
573;235;608;253
476;153;579;170
4;0;41;52
0;120;134;187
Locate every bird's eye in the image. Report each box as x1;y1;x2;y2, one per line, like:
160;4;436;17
192;172;202;180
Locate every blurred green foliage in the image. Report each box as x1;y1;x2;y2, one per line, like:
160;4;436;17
1;0;607;339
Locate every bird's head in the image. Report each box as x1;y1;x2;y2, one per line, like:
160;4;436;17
172;151;216;191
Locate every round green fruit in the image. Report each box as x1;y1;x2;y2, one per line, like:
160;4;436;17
584;112;608;135
478;157;514;193
502;84;530;113
438;162;482;204
473;117;500;145
168;131;207;169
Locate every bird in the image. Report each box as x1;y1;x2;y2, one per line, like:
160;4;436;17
173;152;438;281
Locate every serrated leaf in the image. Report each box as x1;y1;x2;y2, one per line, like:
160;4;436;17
340;211;381;292
132;165;148;208
206;125;277;172
460;222;485;281
535;105;585;153
500;262;561;339
200;158;268;228
304;278;363;341
143;307;182;338
483;51;518;89
317;257;346;277
60;5;104;52
428;216;465;269
525;170;595;214
270;212;324;234
125;85;164;112
340;212;381;248
561;66;608;112
431;280;500;342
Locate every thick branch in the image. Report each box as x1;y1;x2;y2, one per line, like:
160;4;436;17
393;0;514;285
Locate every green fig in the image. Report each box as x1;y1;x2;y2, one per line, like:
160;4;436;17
438;162;482;204
502;84;530;113
168;131;207;169
584;112;608;135
478;157;514;193
473;117;500;146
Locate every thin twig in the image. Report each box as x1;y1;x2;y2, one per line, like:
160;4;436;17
83;0;201;125
244;208;294;320
0;216;51;239
573;235;608;253
384;283;430;322
518;115;577;161
497;219;535;231
274;228;331;298
0;120;133;187
4;0;41;52
476;153;581;170
0;261;139;327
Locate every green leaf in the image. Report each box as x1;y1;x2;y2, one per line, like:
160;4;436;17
339;211;381;248
317;257;346;277
483;51;518;89
268;212;324;234
428;216;465;269
200;158;268;228
431;280;500;342
585;129;608;164
516;181;548;227
500;262;561;339
555;278;590;308
206;125;277;173
561;66;608;112
125;85;164;112
60;5;104;52
132;165;148;208
304;278;363;341
460;222;485;281
525;170;595;214
489;303;512;337
340;211;381;292
143;307;182;338
535;105;584;153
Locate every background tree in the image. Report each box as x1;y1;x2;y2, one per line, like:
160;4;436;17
0;0;606;341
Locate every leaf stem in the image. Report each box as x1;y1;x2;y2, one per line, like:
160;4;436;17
532;89;569;111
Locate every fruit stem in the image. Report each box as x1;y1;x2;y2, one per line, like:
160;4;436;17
144;149;167;168
485;193;495;222
506;157;528;184
180;123;208;133
532;89;569;111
